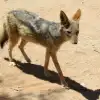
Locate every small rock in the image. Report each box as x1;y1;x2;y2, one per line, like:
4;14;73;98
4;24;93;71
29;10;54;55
81;83;85;86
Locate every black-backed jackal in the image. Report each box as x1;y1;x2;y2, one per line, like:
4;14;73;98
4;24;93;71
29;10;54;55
0;9;81;88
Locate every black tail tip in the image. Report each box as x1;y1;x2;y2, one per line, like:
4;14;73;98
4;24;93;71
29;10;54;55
0;42;4;49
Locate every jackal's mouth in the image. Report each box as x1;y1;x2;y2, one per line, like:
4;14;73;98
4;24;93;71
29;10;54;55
66;34;71;38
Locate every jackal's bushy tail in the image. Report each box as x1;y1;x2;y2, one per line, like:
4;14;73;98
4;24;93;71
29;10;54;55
0;23;8;48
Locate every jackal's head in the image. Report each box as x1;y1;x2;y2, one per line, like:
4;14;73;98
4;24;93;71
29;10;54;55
60;9;81;44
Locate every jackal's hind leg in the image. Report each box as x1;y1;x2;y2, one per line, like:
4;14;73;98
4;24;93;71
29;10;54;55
8;38;19;66
19;39;31;63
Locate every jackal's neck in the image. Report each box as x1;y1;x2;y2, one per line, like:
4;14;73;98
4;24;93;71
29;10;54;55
49;22;61;37
49;23;69;48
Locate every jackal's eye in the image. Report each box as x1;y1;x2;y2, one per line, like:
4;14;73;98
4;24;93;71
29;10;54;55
67;31;71;34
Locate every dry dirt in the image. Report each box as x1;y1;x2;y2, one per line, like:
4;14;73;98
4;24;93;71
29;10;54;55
0;0;100;100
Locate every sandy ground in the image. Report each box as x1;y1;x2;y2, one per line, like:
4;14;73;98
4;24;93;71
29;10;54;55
0;0;100;100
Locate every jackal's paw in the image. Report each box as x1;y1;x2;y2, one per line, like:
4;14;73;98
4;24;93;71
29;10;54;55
26;58;31;63
44;70;52;77
61;80;69;89
9;62;16;66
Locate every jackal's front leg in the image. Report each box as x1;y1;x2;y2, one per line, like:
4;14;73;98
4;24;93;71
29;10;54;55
44;48;51;77
51;51;68;88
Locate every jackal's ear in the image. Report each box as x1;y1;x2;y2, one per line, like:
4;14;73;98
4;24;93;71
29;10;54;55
72;9;81;21
60;10;70;28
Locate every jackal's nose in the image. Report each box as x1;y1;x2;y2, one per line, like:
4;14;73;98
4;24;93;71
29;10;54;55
73;42;77;44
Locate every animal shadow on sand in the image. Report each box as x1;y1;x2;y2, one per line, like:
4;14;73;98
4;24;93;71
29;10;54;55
4;58;100;100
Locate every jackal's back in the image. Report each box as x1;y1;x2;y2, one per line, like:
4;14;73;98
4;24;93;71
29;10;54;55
8;10;62;47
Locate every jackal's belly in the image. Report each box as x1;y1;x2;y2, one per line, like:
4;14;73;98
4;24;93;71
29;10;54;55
22;35;54;48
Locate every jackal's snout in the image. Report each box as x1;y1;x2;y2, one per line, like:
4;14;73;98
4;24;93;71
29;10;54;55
71;33;78;45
